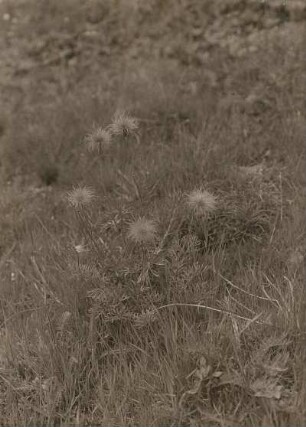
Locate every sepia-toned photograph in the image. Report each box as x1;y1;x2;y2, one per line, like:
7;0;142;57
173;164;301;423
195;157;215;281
0;0;305;425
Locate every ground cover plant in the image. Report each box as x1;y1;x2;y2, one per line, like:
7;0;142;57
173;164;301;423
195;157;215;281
0;0;305;425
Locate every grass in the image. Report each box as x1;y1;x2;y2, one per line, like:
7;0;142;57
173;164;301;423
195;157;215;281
0;0;305;425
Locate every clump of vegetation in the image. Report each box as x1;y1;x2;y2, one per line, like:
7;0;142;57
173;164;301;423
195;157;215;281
0;1;305;426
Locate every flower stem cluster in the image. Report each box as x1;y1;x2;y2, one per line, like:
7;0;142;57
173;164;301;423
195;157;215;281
67;111;219;263
84;110;139;155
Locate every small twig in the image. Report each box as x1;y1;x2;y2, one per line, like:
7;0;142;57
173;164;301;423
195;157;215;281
261;282;281;309
226;290;256;315
219;273;278;304
264;273;287;308
157;303;269;325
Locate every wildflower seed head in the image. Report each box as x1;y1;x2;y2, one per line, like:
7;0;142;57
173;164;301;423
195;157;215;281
85;127;112;152
128;217;157;244
187;189;217;216
110;111;138;137
67;186;95;209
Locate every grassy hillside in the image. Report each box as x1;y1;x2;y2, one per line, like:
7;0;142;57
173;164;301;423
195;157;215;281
0;1;305;425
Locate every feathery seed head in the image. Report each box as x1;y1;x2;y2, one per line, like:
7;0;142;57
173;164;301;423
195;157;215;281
128;217;157;244
110;111;138;137
187;189;217;216
85;127;112;153
67;186;95;209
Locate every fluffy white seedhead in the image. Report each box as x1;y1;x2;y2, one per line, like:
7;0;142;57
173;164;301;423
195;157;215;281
85;127;112;153
128;217;157;244
110;111;139;137
67;186;95;208
187;189;217;216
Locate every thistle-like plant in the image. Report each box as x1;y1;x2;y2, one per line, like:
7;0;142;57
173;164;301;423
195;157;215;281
186;189;218;217
109;111;139;140
84;126;112;154
127;217;157;244
67;186;95;209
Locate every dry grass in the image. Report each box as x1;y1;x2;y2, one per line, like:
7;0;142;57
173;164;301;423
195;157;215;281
0;0;305;426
